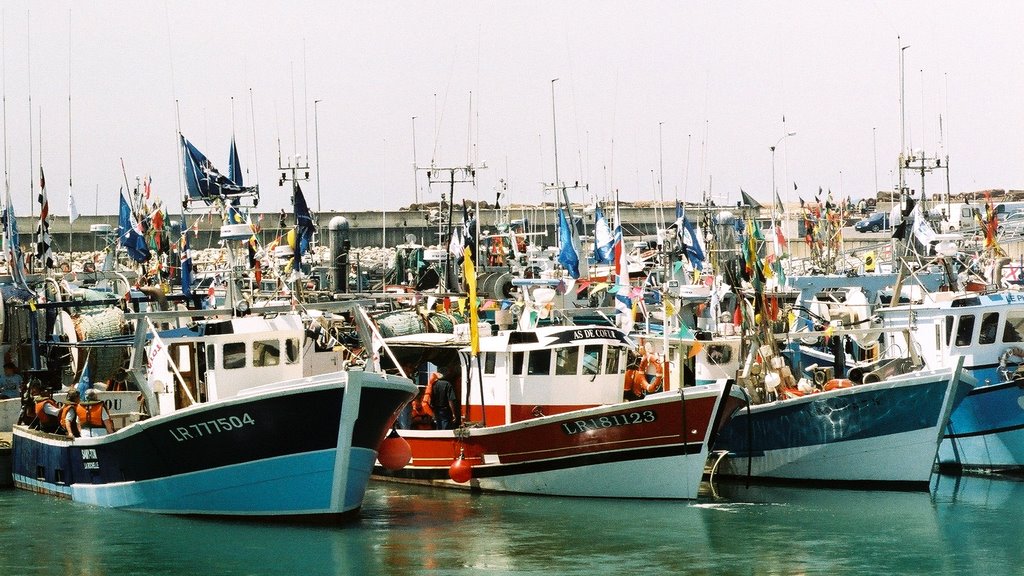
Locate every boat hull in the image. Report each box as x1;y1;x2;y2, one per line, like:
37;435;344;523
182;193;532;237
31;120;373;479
12;372;415;519
938;378;1024;472
375;383;744;499
713;368;964;488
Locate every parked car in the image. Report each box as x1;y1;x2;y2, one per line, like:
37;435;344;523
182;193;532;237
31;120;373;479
854;212;890;233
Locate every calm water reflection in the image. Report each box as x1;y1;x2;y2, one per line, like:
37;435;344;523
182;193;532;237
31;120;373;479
1;473;1021;575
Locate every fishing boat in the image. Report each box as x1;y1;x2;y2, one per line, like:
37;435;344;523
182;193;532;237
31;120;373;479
712;359;968;488
12;307;417;519
374;324;746;499
878;290;1024;472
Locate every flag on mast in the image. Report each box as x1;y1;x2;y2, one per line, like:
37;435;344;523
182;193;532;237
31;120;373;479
68;188;80;224
594;204;614;264
36;166;55;269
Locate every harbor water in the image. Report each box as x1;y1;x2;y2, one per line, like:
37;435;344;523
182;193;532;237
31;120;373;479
1;473;1021;575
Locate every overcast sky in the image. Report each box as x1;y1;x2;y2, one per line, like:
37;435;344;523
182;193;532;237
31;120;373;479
1;1;1022;217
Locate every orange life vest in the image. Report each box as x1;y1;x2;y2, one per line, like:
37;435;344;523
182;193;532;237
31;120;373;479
420;374;439;418
76;402;106;428
34;398;60;428
58;403;79;436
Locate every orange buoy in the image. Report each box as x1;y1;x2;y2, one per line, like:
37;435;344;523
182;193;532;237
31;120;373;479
377;431;413;470
449;450;473;484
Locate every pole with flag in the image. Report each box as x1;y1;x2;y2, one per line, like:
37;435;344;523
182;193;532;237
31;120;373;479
2;183;31;290
612;193;633;333
68;187;79;264
36;166;55;270
463;245;485;426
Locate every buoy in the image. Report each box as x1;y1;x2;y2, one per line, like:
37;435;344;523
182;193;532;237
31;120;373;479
449;450;473;484
377;430;412;470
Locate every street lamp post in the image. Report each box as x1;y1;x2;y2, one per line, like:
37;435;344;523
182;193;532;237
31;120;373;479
770;131;797;221
412;116;419;205
314;99;322;213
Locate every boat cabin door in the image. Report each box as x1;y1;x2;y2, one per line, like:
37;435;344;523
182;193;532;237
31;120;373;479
204;343;218;403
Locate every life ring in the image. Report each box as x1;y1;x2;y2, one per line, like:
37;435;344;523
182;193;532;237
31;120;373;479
998;346;1024;381
823;378;854;391
637;353;668;393
780;387;806;399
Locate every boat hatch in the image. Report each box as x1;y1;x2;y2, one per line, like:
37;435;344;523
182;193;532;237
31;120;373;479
508;332;540;345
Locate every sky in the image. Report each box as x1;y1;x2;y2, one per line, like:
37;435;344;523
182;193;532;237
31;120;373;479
0;0;1022;217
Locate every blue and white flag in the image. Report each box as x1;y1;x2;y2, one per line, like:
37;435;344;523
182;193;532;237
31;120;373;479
612;222;633;333
2;185;30;290
681;218;705;270
286;182;316;275
76;361;92;398
594;205;614;264
119;191;151;263
228;136;244;187
557;209;580;278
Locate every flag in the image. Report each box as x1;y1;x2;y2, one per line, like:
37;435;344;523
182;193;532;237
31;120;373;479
462;201;476;263
594;204;614;264
613;218;633;333
146;326;174;394
741;188;762;209
775;190;785;215
68;189;80;224
143;175;152;199
681;217;705;270
464;246;480;356
557;208;580;278
76;361;92;398
774;221;788;251
36;166;55;269
448;227;464;264
118;191;152;263
180;221;193;297
228;137;243;187
2;185;29;289
286;182;316;275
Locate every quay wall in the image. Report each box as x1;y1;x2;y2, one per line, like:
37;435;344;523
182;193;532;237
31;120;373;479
18;208;1024;263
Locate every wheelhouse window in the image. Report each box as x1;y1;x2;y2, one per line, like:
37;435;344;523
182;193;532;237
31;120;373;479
706;344;733;365
582;345;602;376
223;342;246;369
955;315;975;347
980;313;1000;345
253;340;281;367
527;349;551;375
605;347;621;374
555;347;579;376
945;316;954;346
484;352;496;375
1003;314;1024;343
512;351;524;375
284;338;300;364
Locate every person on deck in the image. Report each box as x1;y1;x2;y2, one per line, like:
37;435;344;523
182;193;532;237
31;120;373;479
33;386;62;433
75;389;115;437
409;372;440;429
428;374;460;430
60;390;82;439
0;362;23;399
